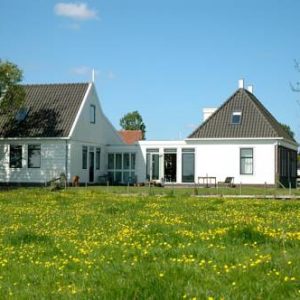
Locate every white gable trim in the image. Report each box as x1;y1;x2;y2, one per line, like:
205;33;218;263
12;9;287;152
68;83;92;138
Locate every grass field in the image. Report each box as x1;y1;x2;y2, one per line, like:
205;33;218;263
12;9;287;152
0;187;299;299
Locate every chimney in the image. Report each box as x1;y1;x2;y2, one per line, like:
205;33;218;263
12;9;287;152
247;85;253;94
203;108;217;121
238;79;244;89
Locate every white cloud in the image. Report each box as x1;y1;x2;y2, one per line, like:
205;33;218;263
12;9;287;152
54;2;99;21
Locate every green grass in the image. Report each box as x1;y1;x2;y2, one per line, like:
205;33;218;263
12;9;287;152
86;184;300;197
0;188;300;299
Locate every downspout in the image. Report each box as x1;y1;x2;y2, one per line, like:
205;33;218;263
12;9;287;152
274;142;278;186
65;140;68;184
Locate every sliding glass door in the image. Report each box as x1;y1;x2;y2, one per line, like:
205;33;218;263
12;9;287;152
146;149;160;180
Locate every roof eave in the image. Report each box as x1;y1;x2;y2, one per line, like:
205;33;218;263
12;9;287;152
185;137;285;141
0;136;70;140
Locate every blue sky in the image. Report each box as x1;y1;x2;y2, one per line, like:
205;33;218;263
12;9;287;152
1;0;300;140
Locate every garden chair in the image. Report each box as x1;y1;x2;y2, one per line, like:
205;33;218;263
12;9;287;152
218;177;235;187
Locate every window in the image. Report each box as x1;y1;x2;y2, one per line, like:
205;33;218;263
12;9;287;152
131;153;136;170
164;148;177;153
240;148;253;175
182;148;195;183
28;144;41;168
108;153;115;169
107;152;136;183
10;145;22;168
96;148;101;170
123;153;130;170
16;107;29;123
116;153;122;169
82;146;88;169
232;112;242;124
90;105;96;124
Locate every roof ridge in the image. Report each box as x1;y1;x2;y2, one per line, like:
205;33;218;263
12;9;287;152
21;82;90;87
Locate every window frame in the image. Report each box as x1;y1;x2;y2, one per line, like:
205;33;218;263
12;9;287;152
240;148;253;175
82;146;88;169
107;152;137;183
96;147;101;170
9;145;23;169
28;144;41;168
182;148;195;183
90;104;96;124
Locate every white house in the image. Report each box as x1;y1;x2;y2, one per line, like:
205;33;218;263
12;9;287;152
0;80;297;187
106;80;298;187
0;83;124;184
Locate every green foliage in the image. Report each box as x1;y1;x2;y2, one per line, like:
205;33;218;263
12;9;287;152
280;122;295;139
0;59;25;115
120;110;146;139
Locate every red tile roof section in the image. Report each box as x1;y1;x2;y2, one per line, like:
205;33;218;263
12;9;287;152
118;130;143;144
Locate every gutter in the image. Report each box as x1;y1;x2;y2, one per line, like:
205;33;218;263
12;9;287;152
185;137;285;141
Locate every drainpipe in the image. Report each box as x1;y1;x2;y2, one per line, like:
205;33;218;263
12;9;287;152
274;142;278;186
65;140;68;184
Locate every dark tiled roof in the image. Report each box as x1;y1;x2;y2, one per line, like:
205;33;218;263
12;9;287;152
0;83;89;138
118;130;143;144
188;88;296;143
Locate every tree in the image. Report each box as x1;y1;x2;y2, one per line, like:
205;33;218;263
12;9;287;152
0;60;25;115
280;123;295;139
120;110;146;139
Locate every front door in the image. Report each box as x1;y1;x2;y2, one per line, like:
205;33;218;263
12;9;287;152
89;151;95;182
164;153;177;182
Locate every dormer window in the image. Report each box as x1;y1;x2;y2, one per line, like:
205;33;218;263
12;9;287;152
16;107;29;123
232;111;242;124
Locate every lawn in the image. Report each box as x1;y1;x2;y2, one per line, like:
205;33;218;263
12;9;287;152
0;188;299;299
